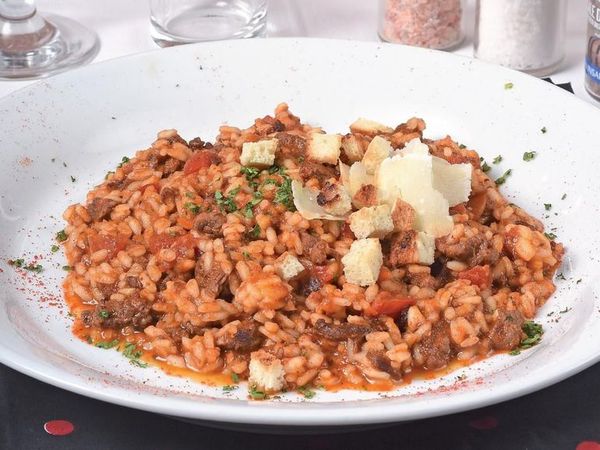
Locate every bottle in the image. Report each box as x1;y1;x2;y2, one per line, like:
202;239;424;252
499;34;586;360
586;0;600;101
378;0;464;50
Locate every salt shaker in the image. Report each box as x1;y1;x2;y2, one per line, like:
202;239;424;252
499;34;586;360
378;0;464;50
474;0;567;76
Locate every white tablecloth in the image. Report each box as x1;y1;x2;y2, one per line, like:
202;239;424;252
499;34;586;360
0;0;593;105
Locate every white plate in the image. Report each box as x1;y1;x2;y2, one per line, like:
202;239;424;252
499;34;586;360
0;38;599;428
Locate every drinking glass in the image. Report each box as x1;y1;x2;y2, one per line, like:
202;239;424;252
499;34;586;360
150;0;267;47
0;0;100;80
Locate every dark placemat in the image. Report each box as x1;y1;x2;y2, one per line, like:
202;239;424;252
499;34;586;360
1;362;599;450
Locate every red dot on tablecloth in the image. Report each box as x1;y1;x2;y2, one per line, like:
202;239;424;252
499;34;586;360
44;420;74;436
576;441;600;450
468;416;498;430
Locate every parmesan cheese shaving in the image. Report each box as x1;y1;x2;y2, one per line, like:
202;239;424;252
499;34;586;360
291;180;347;221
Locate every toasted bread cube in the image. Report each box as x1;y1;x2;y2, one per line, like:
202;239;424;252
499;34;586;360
362;136;392;174
350;118;394;136
341;133;365;163
275;252;305;281
349;205;394;239
352;184;378;209
240;139;278;168
318;179;352;216
248;350;285;394
391;199;416;231
341;238;383;286
388;231;435;266
307;133;342;165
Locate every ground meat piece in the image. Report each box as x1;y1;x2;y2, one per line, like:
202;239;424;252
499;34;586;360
300;232;328;264
162;157;183;176
276;132;306;158
313;319;371;341
160;187;177;203
166;134;187;146
87;197;118;221
395;308;409;333
83;295;153;330
413;321;453;370
194;260;227;298
367;351;402;379
193;211;225;237
489;309;524;350
126;276;143;289
188;137;205;150
106;179;127;190
388;231;420;267
299;161;338;183
96;282;116;300
219;320;264;352
352;184;378;208
437;233;499;266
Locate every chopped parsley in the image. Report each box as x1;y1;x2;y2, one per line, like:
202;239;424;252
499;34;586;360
98;310;110;319
561;193;567;200
298;385;316;399
249;385;267;400
51;158;56;163
105;171;114;180
62;265;72;271
504;82;514;90
9;259;43;273
243;191;263;218
576;278;582;284
185;192;195;198
231;372;240;384
509;321;544;355
242;251;251;260
274;176;295;211
458;144;466;149
298;156;305;163
559;307;571;314
184;202;201;214
523;151;537;161
481;161;491;173
70;175;77;182
63;162;67;168
122;342;148;368
95;339;119;349
262;178;278;186
215;188;240;213
117;156;130;168
495;169;512;186
240;166;261;181
541;126;547;134
222;385;238;393
556;273;566;281
544;203;552;211
51;245;59;253
247;224;261;239
492;155;503;164
268;165;286;175
8;258;24;268
544;232;557;240
56;230;68;242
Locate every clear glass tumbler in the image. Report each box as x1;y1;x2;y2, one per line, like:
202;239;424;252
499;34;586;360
150;0;267;47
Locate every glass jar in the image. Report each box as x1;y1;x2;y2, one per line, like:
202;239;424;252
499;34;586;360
474;0;567;76
585;0;600;101
378;0;464;50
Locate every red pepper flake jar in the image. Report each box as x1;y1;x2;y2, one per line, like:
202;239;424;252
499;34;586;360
378;0;464;50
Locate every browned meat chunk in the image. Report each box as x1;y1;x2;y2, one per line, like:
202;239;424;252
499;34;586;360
96;282;116;300
391;199;416;231
313;319;371;341
219;320;264;352
489;309;524;350
436;233;499;266
300;232;328;264
194;259;227;298
367;351;402;379
414;321;453;370
162;157;183;176
299;161;338;183
82;295;153;330
388;231;419;267
193;211;225;237
160;187;177;203
126;276;143;289
87;197;118;221
276;132;306;158
188;137;206;150
352;184;378;209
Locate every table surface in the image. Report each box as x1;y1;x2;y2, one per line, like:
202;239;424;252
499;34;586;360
1;1;599;449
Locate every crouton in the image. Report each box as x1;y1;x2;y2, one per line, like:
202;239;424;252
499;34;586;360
388;231;435;266
275;252;305;281
317;179;352;216
362;136;392;174
391;199;416;231
307;133;342;165
349;205;394;239
248;350;285;394
240;139;278;168
341;133;365;163
350;118;394;136
341;238;383;286
352;184;378;209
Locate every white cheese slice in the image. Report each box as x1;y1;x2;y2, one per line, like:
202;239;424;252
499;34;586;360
291;180;347;221
397;137;430;157
416;232;436;265
432;157;472;207
348;161;373;197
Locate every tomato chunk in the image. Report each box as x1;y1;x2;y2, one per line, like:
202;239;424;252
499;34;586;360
312;265;334;284
88;233;128;258
458;265;491;289
365;292;416;318
183;151;218;175
147;233;176;254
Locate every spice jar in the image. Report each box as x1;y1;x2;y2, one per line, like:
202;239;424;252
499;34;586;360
474;0;567;76
586;0;600;101
378;0;464;50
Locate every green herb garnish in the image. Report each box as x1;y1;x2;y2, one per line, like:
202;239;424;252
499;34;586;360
544;232;557;240
495;169;512;186
481;161;491;173
240;166;261;181
268;165;286;175
95;339;119;349
458;144;466;149
519;321;544;349
504;82;514;90
247;224;261;239
544;203;552;211
231;372;240;384
56;230;68;242
492;155;503;164
215;188;240;213
8;258;24;268
104;171;114;180
98;310;110;319
274;176;295;211
122;342;148;368
298;385;316;399
541;126;547;134
242;251;251;260
184;202;201;214
243;191;263;218
117;156;130;168
523;151;537;161
249;385;267;400
561;193;567;200
51;245;59;253
70;175;76;183
185;192;195;198
62;265;72;271
222;385;238;393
